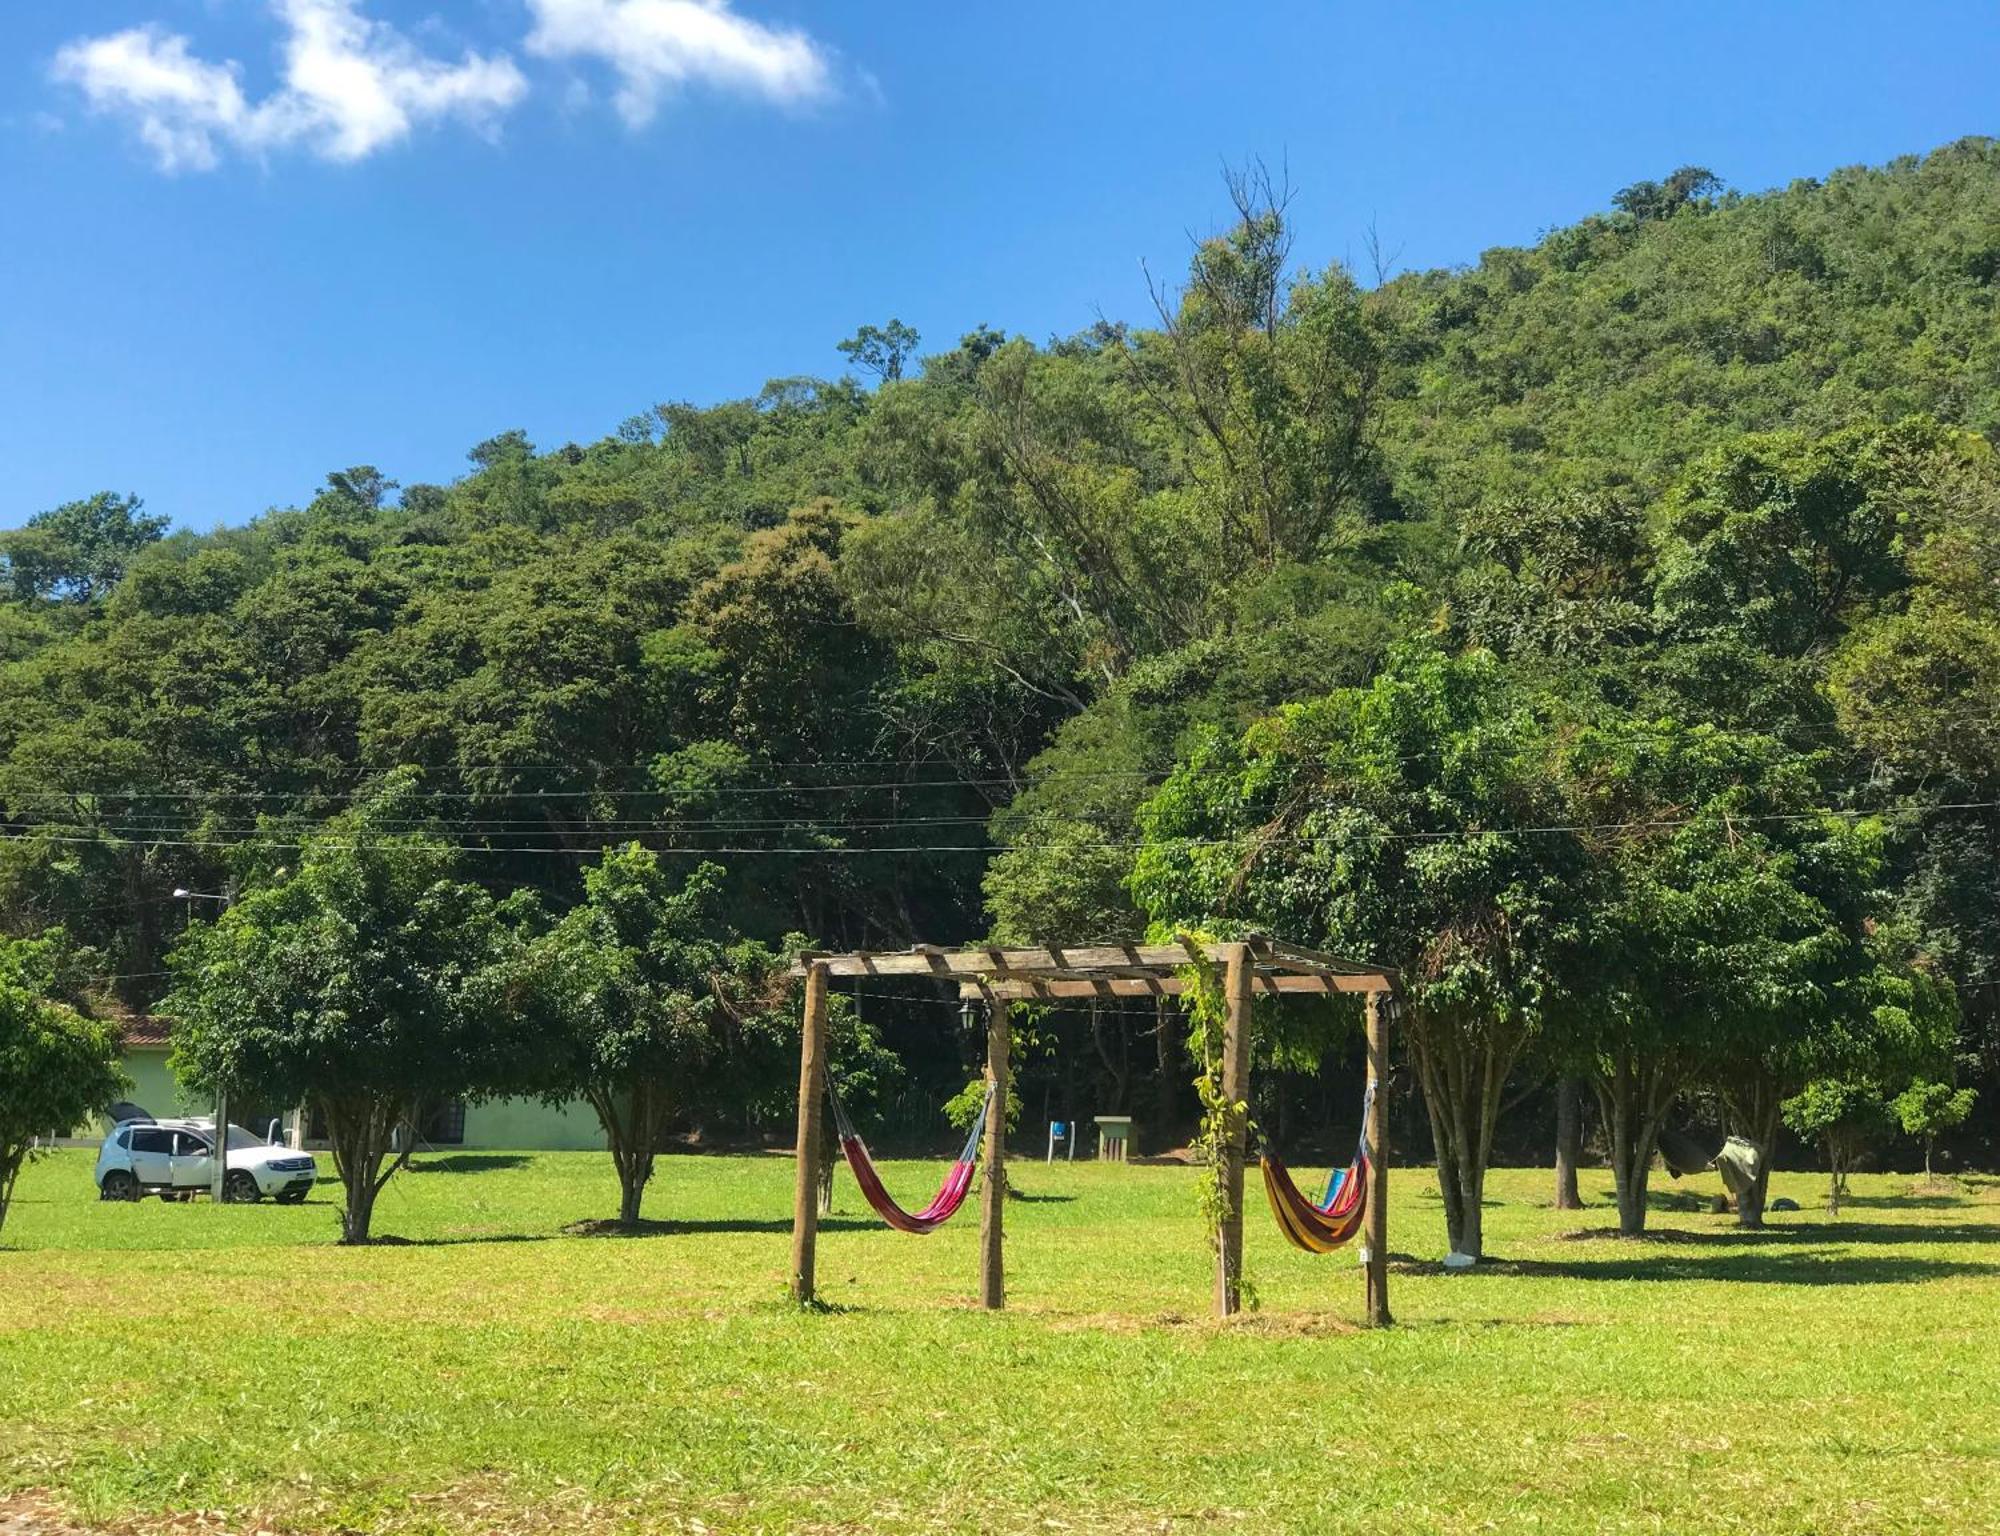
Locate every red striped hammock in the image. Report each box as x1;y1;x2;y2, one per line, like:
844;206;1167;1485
1261;1148;1369;1253
1260;1086;1372;1253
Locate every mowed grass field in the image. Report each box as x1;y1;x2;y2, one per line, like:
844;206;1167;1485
3;1150;1998;1535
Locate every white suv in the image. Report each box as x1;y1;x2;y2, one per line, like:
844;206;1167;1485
96;1119;317;1204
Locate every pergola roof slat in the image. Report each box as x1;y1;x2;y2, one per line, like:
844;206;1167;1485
786;933;1394;998
960;973;1383;1001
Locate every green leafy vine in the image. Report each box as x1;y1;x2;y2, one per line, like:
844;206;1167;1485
1177;936;1258;1308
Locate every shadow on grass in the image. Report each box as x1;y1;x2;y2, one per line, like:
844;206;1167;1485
1833;1192;1970;1210
1007;1192;1078;1204
563;1216;882;1238
1642;1187;1720;1212
406;1154;534;1174
1502;1252;1989;1284
1557;1221;2000;1248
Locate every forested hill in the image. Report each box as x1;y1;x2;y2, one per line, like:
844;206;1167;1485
4;139;2000;1161
1371;138;2000;518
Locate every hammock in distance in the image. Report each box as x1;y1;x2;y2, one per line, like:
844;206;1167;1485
1260;1086;1372;1254
828;1072;994;1235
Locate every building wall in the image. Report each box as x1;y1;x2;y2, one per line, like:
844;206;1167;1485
111;1048;191;1123
90;1049;607;1152
463;1097;606;1151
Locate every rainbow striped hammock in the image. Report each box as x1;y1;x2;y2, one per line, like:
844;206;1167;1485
1260;1090;1371;1254
827;1074;994;1235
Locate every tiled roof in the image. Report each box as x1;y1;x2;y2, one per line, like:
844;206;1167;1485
120;1016;173;1049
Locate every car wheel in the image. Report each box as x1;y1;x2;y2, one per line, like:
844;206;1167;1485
223;1170;262;1204
100;1170;138;1202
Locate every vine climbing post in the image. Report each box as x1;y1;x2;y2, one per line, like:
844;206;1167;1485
1215;942;1253;1318
1364;988;1392;1328
979;993;1010;1309
790;960;829;1305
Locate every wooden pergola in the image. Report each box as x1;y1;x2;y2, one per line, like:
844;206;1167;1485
785;936;1397;1325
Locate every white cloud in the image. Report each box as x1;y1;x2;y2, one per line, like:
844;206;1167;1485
524;0;832;127
52;0;527;171
52;25;251;172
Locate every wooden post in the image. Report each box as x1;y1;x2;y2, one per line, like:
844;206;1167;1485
789;962;829;1305
210;1087;229;1203
978;995;1010;1310
1215;943;1253;1318
1364;989;1392;1328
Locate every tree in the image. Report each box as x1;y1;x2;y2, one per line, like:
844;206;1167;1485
1549;718;1894;1234
320;466;399;512
1782;1076;1887;1216
837;319;921;383
1139;165;1388;572
1893;1078;1976;1181
2;492;168;604
519;847;785;1226
163;778;531;1243
1552;1078;1585;1210
1774;929;1957;1215
1133;645;1586;1260
1612;166;1723;223
0;933;125;1237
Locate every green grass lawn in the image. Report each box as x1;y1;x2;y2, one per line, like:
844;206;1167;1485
3;1149;1997;1534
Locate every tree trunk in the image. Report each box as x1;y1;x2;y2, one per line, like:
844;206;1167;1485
1589;1048;1679;1238
342;1175;377;1244
1735;1178;1765;1227
1825;1129;1858;1217
588;1080;666;1228
1722;1069;1782;1229
1092;1006;1129;1113
1554;1077;1584;1211
1407;1008;1527;1261
323;1093;407;1244
1152;1000;1180;1152
1606;1114;1652;1236
123;847;163;1011
0;1145;25;1237
1447;1142;1486;1260
618;1168;646;1226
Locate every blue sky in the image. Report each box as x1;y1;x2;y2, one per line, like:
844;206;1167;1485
3;0;1997;532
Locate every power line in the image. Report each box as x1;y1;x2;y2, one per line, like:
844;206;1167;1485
0;775;1101;802
6;797;1995;861
7;701;1994;807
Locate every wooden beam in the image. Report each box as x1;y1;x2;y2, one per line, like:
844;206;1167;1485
979;997;1010;1310
961;973;1386;1000
788;941;1219;980
1364;989;1392;1328
1215;943;1253;1319
1249;934;1401;981
789;962;829;1306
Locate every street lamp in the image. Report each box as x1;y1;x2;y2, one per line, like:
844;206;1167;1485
176;888;233;1202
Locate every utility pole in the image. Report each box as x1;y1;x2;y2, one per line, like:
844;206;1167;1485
175;888;232;1203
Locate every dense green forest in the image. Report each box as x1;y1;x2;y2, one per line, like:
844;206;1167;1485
7;139;2000;1222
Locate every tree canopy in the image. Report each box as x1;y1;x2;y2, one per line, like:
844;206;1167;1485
7;137;2000;1235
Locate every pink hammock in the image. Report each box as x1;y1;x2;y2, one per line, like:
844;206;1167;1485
827;1076;993;1235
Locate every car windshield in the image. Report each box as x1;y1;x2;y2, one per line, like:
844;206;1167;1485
224;1124;265;1150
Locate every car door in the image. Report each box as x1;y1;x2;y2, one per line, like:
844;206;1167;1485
126;1126;174;1188
170;1129;215;1190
